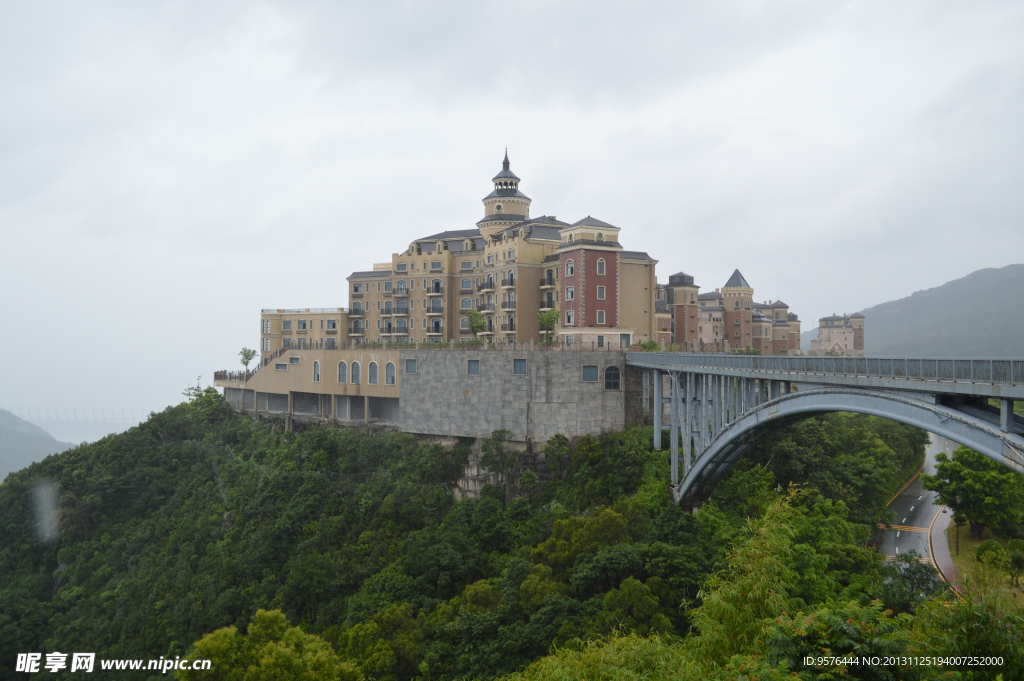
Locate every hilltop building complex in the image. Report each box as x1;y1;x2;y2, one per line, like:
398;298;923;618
809;313;866;356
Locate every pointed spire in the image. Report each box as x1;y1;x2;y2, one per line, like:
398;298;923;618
502;148;510;170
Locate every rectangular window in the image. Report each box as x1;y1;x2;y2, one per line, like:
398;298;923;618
298;320;307;329
431;261;442;270
275;363;287;371
619;334;631;346
377;282;382;292
289;356;300;364
487;254;494;263
384;281;392;292
405;359;417;373
282;319;292;330
320;319;324;329
283;338;292;348
327;319;337;329
462;261;472;269
468;359;480;375
565;287;574;300
353;283;363;293
582;365;598;382
565;310;574;325
597;310;606;324
596;286;605;300
513;359;527;375
397;263;407;271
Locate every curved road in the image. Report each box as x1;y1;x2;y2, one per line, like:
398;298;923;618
879;435;957;573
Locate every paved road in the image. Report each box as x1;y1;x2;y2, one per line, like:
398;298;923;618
879;435;957;561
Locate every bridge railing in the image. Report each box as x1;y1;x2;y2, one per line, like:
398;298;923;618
626;353;1024;386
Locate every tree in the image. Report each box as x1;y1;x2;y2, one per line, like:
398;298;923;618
179;609;359;681
239;347;257;375
952;512;967;555
870;550;944;614
537;310;559;343
480;429;517;501
922;446;1024;538
466;309;487;340
1007;539;1024;587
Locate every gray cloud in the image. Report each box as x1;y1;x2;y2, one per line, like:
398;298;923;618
1;1;1022;423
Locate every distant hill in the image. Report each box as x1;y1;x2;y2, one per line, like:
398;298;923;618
0;409;74;481
802;264;1024;357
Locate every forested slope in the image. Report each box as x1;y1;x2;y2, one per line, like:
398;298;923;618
1;389;1020;680
0;409;74;481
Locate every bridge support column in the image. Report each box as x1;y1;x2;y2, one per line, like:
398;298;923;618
683;372;692;475
653;370;662;449
1002;399;1016;433
670;371;680;485
782;381;792;395
643;370;650;419
698;374;708;453
770;380;781;400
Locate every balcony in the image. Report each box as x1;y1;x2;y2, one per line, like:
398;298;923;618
349;330;364;336
427;308;444;316
427;286;444;296
348;310;364;317
393;288;409;297
501;278;516;289
392;307;409;316
380;310;392;317
501;301;516;310
478;281;495;292
393;328;409;336
477;303;495;312
478;329;494;336
539;277;555;289
426;329;444;336
501;324;516;332
540;300;555;310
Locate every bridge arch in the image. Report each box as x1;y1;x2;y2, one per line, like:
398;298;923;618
677;388;1024;505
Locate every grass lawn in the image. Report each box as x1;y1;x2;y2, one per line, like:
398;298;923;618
944;524;1024;606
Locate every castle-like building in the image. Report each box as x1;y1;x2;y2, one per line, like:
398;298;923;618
256;153;817;360
809;313;865;355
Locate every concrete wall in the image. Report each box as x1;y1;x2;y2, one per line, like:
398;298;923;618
398;350;627;443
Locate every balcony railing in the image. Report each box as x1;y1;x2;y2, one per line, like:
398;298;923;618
393;288;409;297
539;277;555;288
427;286;444;296
393;307;409;316
477;303;495;312
427;308;444;316
478;281;495;292
540;300;555;310
501;324;516;332
501;301;516;310
501;279;515;288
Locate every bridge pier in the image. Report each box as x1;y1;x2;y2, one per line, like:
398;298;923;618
653;369;662;449
670;371;680;484
1002;399;1016;433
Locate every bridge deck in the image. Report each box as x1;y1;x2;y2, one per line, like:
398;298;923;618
626;353;1024;400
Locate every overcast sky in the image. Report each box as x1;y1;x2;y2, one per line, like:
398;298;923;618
1;1;1022;431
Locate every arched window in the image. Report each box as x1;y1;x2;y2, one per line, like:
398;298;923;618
353;301;362;312
384;320;392;333
385;362;395;385
431;319;442;333
605;366;621;390
351;362;361;384
461;317;469;329
396;280;407;293
338;361;347;383
384;301;392;314
461;278;472;289
566;260;574;276
431;299;443;312
396;319;407;333
368;362;378;385
353;320;362;333
545;268;553;281
432;279;442;293
508;292;515;305
596;259;606;275
507;270;515;285
313;361;320;382
461;298;471;309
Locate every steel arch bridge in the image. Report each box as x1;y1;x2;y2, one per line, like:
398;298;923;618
626;353;1024;506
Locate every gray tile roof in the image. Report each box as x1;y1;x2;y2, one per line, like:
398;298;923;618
699;291;723;300
477;213;529;224
416;229;481;241
788;313;800;321
483;188;531;200
655;300;669;313
773;320;790;326
770;300;788;308
620;250;654;261
849;313;865;319
557;239;624;251
702;305;725;311
347;270;392;279
571;215;618;230
724;269;751;288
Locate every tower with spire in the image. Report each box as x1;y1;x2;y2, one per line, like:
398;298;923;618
477;150;532;237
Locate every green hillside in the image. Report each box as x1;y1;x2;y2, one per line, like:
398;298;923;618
0;409;74;482
1;390;1020;680
802;263;1024;357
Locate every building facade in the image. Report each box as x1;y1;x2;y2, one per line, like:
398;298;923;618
809;313;865;355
